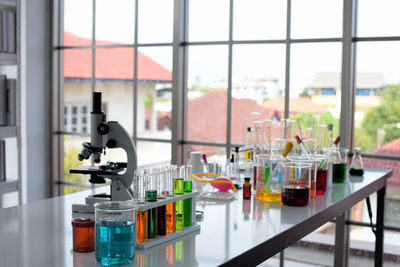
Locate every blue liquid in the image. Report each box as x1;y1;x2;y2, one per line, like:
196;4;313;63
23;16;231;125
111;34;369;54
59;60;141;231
95;221;135;266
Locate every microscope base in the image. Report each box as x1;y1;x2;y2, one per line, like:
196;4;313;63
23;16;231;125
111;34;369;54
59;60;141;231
72;193;111;213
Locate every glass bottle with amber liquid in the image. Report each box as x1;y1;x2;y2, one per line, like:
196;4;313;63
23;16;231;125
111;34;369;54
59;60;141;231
243;177;251;199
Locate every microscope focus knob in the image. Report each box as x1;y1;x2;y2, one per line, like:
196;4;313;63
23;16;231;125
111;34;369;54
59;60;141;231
106;139;117;148
97;123;109;135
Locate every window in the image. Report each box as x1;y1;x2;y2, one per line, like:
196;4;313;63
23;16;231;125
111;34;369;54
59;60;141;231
64;103;90;133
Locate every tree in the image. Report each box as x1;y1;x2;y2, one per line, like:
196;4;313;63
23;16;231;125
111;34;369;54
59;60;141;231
64;147;85;194
361;84;400;148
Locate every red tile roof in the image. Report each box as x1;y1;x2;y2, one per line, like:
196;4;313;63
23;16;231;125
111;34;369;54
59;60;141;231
187;90;281;146
363;138;400;191
263;97;327;115
64;32;172;81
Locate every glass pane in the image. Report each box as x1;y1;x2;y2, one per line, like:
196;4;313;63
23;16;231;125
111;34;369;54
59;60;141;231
138;0;173;44
290;43;342;149
64;49;92;133
137;141;171;167
189;0;229;42
291;0;343;39
64;185;86;195
354;42;400;153
358;0;400;37
233;0;286;40
95;48;134;134
231;44;285;144
64;135;92;188
348;159;400;251
137;47;173;140
184;145;226;165
64;0;92;46
95;0;134;44
187;46;228;143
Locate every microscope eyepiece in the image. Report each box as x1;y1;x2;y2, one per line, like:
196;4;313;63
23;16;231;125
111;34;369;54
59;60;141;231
92;92;103;114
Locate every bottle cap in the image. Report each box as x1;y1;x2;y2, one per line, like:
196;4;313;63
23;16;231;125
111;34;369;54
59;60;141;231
235;146;239;153
230;154;235;163
244;177;250;182
247;127;251;132
71;218;94;227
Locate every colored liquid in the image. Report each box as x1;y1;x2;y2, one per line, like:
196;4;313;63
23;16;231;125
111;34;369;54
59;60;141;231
184;198;192;226
176;200;184;230
316;169;328;195
310;172;316;200
257;190;281;202
148;208;157;239
184;181;192;192
136;211;148;243
349;167;364;176
332;162;346;184
184;181;193;227
253;166;257;190
166;202;175;233
263;167;271;184
73;225;94;252
281;185;309;207
146;190;158;202
174;179;184;194
243;182;251;199
157;206;166;236
95;221;134;266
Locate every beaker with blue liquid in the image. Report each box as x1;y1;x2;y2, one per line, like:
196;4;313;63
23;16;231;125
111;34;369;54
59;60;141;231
94;201;136;266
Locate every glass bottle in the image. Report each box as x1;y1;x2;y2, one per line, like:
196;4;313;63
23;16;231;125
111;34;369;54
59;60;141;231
349;147;364;176
243;177;251;199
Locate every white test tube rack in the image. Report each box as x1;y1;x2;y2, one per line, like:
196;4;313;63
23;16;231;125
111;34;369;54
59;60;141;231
135;191;200;250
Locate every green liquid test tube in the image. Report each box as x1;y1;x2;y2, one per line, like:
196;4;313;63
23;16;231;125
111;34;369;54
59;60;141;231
148;208;157;239
146;190;157;202
174;178;184;194
175;200;184;230
184;181;192;227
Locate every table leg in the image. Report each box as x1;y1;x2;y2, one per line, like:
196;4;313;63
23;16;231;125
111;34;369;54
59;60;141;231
279;250;284;267
375;185;386;267
334;210;349;267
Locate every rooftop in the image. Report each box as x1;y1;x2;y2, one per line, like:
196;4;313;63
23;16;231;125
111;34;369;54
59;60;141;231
262;97;327;115
307;72;385;89
64;32;172;82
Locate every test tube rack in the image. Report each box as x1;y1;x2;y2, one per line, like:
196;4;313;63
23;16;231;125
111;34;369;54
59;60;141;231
135;191;200;250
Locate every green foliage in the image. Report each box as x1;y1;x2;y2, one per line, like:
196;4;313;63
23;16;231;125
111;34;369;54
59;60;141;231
292;111;340;137
299;90;312;98
354;127;376;153
64;147;85;194
360;84;400;147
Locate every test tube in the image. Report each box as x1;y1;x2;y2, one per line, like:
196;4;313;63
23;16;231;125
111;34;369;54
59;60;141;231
136;210;148;243
319;124;326;149
175;166;185;230
146;169;157;202
145;169;157;239
327;124;333;147
183;165;193;227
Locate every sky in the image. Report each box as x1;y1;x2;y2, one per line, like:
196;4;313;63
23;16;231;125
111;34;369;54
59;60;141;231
64;0;400;96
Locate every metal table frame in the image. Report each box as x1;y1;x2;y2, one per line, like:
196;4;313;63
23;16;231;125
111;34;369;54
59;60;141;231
220;170;391;267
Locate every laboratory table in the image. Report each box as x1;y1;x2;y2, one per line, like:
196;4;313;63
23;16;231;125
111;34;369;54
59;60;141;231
0;168;392;267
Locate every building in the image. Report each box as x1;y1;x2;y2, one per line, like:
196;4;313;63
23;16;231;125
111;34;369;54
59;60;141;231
63;32;172;135
305;72;385;121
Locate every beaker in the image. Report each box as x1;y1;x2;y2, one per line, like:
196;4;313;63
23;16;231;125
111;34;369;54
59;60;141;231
281;161;312;207
330;147;348;184
256;154;282;202
349;147;364;176
94;201;136;266
313;154;331;195
287;156;315;200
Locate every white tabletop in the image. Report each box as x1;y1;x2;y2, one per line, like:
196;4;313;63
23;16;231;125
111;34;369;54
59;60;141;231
0;169;391;266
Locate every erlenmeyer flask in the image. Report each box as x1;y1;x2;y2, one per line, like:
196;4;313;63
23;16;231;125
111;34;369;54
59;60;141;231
349;147;364;176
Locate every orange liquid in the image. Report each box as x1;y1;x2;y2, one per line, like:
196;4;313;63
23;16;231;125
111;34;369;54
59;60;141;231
166;202;175;233
257;190;281;202
310;180;316;200
73;225;94;252
137;210;148;243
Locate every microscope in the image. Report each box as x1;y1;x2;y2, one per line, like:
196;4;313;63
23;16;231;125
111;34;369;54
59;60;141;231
70;92;137;213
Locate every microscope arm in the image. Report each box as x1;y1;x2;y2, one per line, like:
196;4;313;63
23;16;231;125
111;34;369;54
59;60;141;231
104;121;137;201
